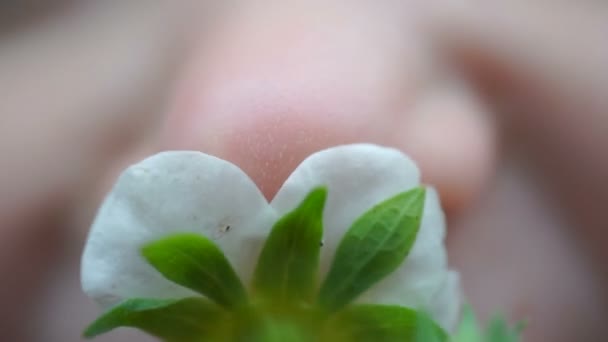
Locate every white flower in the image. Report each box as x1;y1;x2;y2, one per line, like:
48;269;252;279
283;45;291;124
81;143;461;331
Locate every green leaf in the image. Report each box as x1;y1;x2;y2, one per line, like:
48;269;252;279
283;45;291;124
244;315;316;342
451;305;523;342
485;314;522;342
318;187;426;311
83;297;226;341
451;305;483;342
322;304;447;342
252;187;327;304
415;311;448;342
142;233;247;309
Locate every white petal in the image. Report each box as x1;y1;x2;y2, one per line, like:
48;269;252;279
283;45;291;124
272;144;421;273
429;270;462;332
81;151;277;308
271;144;453;322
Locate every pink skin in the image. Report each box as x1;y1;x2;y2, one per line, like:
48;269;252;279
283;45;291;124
163;4;494;211
1;2;607;341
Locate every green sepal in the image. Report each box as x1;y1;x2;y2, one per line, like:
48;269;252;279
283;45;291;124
451;305;483;342
83;297;226;341
415;311;448;342
252;187;327;304
318;187;426;311
141;233;247;309
322;304;447;342
452;305;524;342
485;314;523;342
243;314;316;342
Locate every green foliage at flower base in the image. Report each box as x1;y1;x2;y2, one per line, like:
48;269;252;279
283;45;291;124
84;186;523;342
451;306;524;342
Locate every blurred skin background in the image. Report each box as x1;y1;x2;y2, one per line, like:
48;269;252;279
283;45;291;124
1;1;607;341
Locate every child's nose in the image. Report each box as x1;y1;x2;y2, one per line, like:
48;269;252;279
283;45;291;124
161;3;495;212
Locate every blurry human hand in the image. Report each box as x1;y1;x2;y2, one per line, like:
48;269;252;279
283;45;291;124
0;1;606;341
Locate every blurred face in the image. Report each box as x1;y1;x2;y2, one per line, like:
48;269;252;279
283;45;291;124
0;2;606;342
